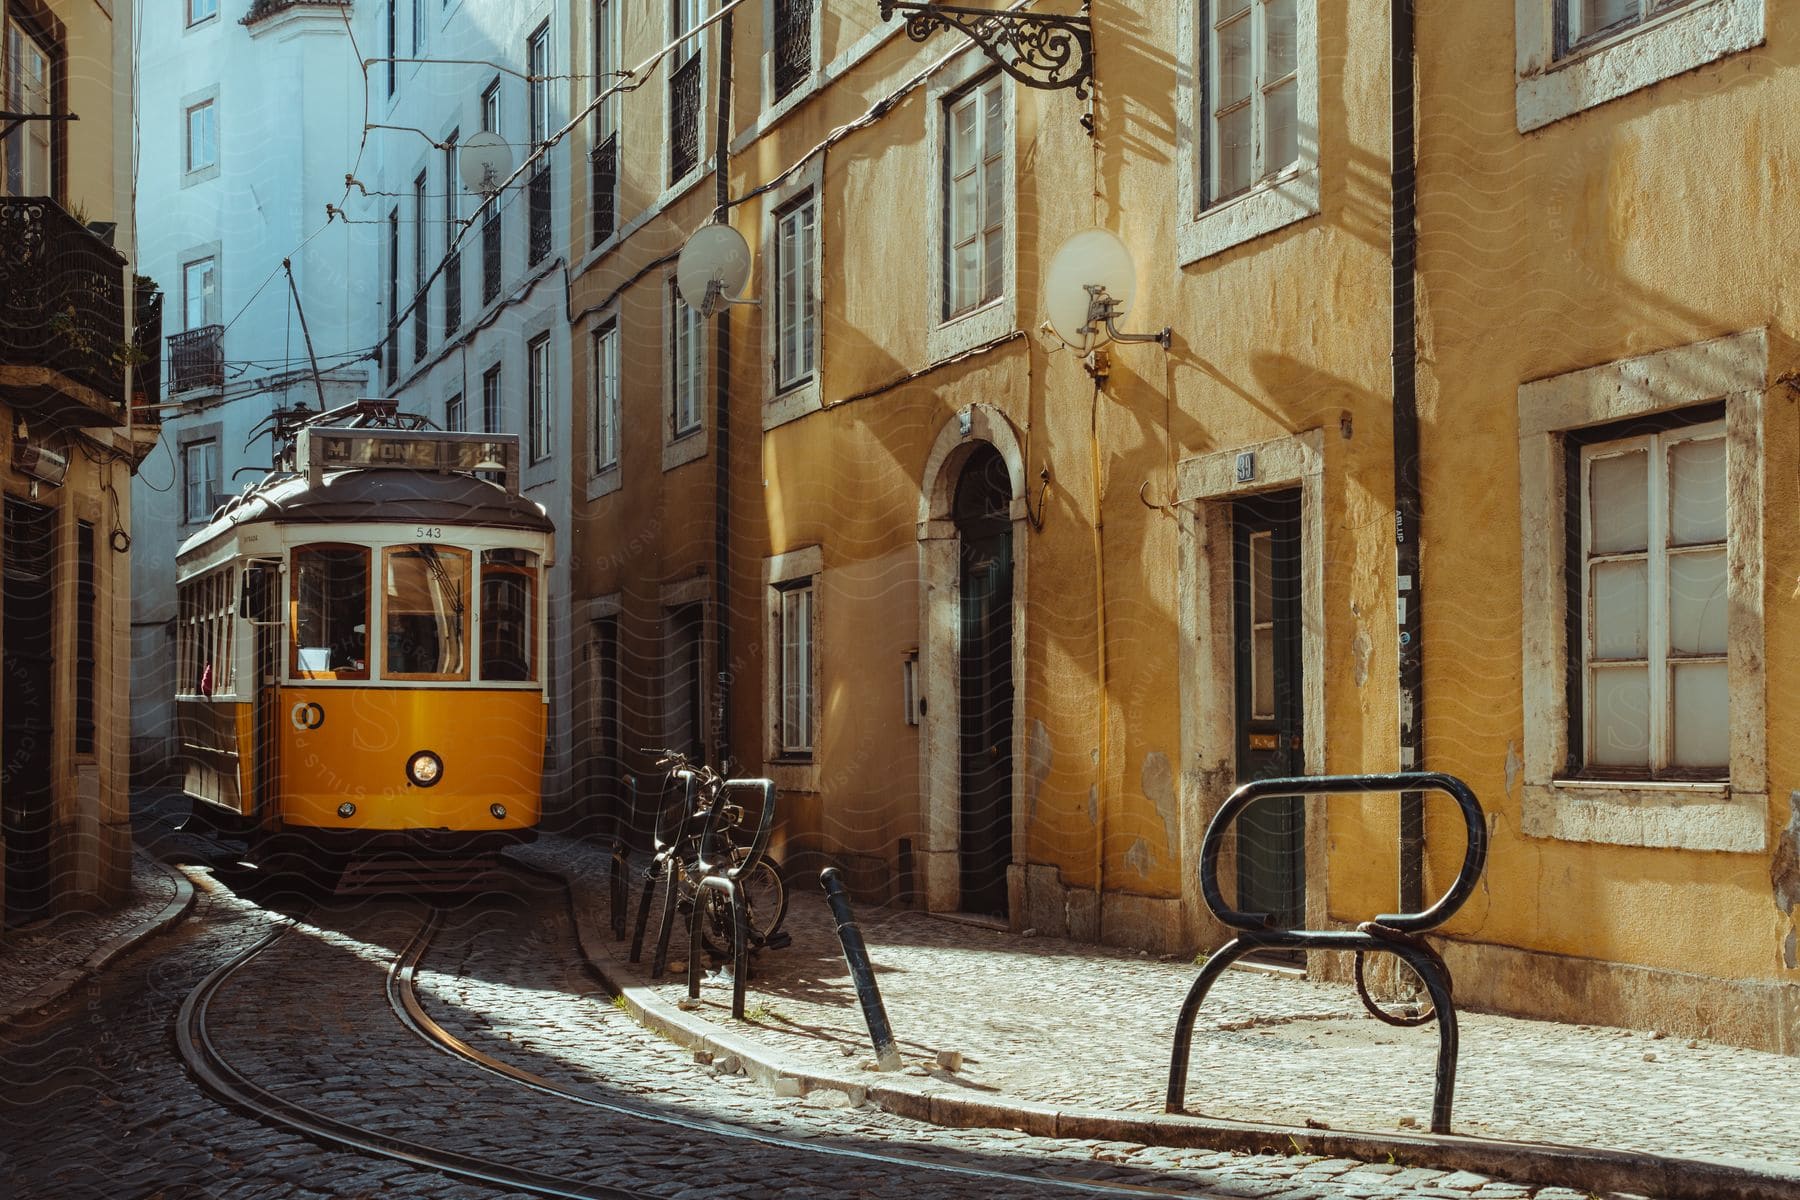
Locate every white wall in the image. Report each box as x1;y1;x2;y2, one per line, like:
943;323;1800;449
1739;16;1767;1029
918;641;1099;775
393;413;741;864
130;2;373;775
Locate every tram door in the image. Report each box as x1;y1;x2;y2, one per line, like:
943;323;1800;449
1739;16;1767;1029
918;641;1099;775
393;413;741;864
245;561;282;828
1231;490;1305;929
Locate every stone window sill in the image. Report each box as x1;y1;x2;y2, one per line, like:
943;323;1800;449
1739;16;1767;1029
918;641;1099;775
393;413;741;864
1521;779;1765;852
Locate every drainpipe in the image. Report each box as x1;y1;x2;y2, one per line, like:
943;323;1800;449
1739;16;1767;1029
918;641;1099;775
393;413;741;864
1391;0;1424;913
712;13;735;761
1089;377;1110;906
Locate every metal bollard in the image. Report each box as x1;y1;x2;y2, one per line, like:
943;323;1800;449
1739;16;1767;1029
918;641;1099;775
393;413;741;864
819;868;901;1072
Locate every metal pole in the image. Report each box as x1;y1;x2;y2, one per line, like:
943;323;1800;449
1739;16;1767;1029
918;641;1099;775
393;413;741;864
819;868;901;1071
710;13;735;762
283;259;330;414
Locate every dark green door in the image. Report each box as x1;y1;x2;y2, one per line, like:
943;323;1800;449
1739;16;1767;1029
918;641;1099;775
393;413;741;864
1232;489;1305;929
4;500;57;926
956;445;1013;918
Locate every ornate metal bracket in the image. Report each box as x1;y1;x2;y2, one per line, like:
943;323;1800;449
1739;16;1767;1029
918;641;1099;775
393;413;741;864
878;2;1093;101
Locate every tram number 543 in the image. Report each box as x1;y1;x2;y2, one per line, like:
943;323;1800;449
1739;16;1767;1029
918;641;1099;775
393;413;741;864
415;526;444;539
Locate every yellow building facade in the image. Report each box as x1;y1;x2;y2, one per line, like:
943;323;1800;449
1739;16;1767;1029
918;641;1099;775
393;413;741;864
563;0;1797;1049
0;0;156;925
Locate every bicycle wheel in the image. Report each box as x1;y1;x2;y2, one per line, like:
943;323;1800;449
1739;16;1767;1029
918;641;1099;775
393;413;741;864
698;854;788;956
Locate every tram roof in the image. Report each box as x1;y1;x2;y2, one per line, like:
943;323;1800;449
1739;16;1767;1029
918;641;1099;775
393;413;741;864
177;466;554;556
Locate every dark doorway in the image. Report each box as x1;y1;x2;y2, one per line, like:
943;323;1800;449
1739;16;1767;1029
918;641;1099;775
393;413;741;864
589;615;622;841
664;603;705;764
955;444;1014;918
1231;489;1305;929
4;499;57;926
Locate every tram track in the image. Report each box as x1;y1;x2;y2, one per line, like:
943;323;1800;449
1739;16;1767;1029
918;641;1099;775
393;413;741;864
174;880;1215;1200
388;907;1208;1198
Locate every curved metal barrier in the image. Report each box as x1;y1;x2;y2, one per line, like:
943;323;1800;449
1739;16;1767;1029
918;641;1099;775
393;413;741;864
686;777;778;1019
1167;771;1488;1134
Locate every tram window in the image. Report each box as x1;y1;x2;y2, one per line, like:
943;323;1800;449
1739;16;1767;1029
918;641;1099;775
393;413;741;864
480;548;538;682
291;544;371;679
176;568;235;697
383;545;471;680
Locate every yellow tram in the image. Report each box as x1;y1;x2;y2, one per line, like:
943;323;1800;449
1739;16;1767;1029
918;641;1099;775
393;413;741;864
176;416;553;856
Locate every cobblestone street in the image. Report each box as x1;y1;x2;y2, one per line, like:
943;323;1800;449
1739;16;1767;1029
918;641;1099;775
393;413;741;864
0;824;1677;1199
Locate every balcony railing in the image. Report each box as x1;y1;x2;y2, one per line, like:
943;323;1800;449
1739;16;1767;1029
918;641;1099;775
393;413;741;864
443;250;461;337
482;211;501;305
133;278;163;413
773;0;814;100
0;196;130;416
528;166;552;265
591;131;617;247
169;324;224;395
669;53;701;183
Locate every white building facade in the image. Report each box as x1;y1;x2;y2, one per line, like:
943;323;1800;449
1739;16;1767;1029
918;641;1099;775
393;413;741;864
352;0;577;815
131;0;374;776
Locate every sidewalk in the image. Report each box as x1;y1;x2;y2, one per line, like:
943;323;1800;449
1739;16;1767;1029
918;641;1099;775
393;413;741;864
0;850;194;1027
516;835;1800;1200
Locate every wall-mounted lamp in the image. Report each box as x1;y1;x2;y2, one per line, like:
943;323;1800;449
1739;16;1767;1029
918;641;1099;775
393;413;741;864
12;421;68;496
1042;229;1173;359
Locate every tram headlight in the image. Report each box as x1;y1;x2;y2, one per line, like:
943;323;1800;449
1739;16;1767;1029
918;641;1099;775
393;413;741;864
406;750;444;788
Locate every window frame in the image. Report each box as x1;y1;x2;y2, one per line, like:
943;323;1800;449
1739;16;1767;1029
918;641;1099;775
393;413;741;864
288;542;372;682
925;62;1014;364
182;255;218;329
481;362;503;433
667;0;708;188
446;390;465;432
3;13;58;200
773;189;818;396
1175;0;1319;265
184;99;216;174
590;0;620;248
182;438;220;524
763;545;822;792
1567;412;1728;781
1517;330;1770;853
664;277;707;470
527;21;551;149
589;316;621;485
187;0;219;28
380;543;472;682
765;0;821;110
1515;0;1763;132
526;330;552;465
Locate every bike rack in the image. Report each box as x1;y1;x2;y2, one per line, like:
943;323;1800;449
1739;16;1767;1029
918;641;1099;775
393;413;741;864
629;768;702;977
1166;771;1488;1134
687;777;777;1020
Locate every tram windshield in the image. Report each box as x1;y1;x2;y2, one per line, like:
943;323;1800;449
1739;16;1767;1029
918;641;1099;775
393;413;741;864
291;544;370;679
383;545;470;679
480;548;538;682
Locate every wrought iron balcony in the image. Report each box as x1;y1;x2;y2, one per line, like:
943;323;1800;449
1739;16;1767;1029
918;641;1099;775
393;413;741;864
482;211;501;305
669;53;701;184
169;324;225;395
773;0;814;100
590;131;617;247
443;250;461;337
528;166;552;266
0;196;131;424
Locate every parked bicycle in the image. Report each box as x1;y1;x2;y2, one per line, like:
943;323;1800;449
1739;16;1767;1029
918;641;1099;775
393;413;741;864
640;748;788;958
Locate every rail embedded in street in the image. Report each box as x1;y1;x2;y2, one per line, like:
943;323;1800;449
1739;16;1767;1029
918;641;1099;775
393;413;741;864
1167;771;1489;1135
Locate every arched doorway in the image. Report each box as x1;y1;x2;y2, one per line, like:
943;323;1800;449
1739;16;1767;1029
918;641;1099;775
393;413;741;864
952;444;1013;917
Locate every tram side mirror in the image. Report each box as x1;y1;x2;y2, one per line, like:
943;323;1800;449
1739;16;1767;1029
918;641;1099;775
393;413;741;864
239;563;276;619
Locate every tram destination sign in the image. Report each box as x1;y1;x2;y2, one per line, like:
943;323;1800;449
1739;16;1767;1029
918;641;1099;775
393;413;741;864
296;428;521;493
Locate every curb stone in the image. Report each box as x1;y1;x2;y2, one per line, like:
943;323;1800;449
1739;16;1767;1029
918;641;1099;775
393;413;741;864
0;852;197;1028
514;848;1800;1200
